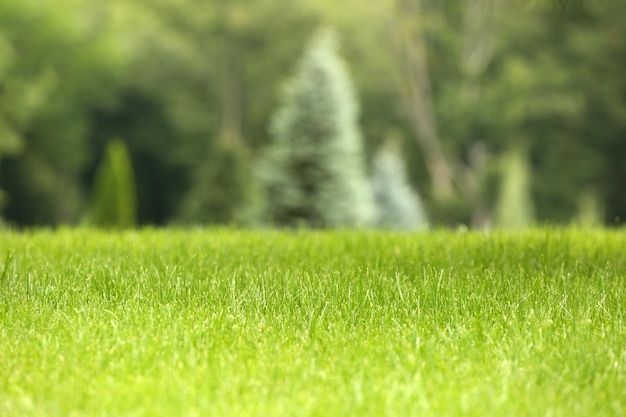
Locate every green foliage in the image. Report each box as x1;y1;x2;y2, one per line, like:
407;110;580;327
371;137;428;230
494;147;535;229
574;190;603;228
0;229;624;415
0;0;125;225
87;140;137;228
87;90;185;225
0;0;625;227
259;29;373;228
86;0;319;226
177;141;251;225
486;2;626;225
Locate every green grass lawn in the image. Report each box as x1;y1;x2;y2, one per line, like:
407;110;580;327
0;228;624;416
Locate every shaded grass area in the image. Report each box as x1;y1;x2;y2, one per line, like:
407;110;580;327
0;228;625;416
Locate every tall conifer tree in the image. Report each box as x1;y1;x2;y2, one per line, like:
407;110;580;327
258;29;373;228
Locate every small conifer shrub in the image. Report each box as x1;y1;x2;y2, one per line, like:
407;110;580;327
371;139;428;230
494;147;534;229
88;139;137;228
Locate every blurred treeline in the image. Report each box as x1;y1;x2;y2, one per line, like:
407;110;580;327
0;0;624;228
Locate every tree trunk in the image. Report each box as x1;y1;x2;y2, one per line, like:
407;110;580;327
391;0;455;200
218;1;242;148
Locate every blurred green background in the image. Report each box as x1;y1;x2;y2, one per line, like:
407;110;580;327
0;0;624;229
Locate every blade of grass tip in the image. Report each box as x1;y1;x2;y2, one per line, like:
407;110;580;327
0;252;13;286
395;272;406;306
308;301;329;342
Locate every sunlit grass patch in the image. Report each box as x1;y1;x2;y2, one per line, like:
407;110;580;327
0;228;624;416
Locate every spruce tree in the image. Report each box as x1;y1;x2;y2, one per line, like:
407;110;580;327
258;29;373;228
371;139;428;230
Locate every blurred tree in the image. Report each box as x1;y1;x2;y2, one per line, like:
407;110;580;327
574;190;603;228
92;0;319;225
1;0;624;227
306;0;503;226
258;29;374;228
493;147;534;229
87;140;137;228
386;0;507;227
371;134;428;230
176;139;251;225
489;1;626;225
86;90;185;225
377;0;626;226
0;0;124;225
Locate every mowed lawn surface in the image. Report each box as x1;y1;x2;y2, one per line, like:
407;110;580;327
0;229;624;417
